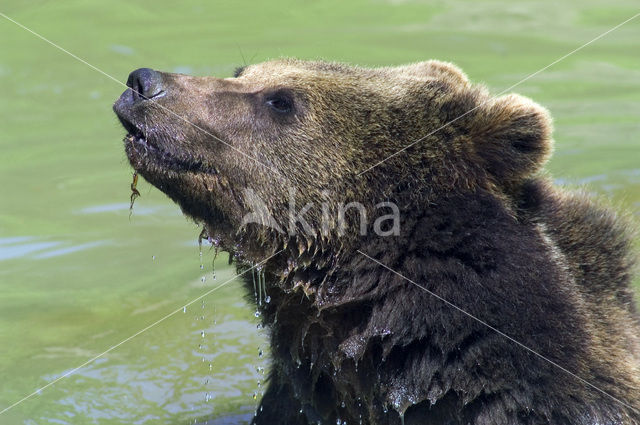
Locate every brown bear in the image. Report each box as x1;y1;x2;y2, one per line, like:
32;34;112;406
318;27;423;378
113;59;640;425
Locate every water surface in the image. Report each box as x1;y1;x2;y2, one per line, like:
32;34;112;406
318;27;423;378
1;0;639;423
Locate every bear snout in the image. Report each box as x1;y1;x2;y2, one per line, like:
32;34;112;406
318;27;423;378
113;68;165;117
126;68;165;101
113;68;167;137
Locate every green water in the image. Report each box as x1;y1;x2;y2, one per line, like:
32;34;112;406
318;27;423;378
1;1;639;424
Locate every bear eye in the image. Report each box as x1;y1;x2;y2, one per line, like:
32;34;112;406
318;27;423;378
265;92;294;114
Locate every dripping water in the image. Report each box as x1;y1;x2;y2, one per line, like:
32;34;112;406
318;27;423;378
252;264;258;301
258;266;263;307
212;245;218;280
255;265;267;307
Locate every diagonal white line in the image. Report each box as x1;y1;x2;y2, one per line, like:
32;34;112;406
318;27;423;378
0;249;283;416
356;249;640;415
356;12;640;176
0;11;282;176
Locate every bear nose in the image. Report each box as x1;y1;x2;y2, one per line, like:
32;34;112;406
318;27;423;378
126;68;164;101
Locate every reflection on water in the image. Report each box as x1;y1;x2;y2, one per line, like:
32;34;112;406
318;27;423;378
0;237;61;260
554;168;640;199
109;45;135;56
76;203;176;216
554;173;608;186
173;66;195;75
34;241;107;259
196;413;253;425
0;237;106;261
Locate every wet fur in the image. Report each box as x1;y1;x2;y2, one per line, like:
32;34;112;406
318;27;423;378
246;186;640;424
113;59;640;424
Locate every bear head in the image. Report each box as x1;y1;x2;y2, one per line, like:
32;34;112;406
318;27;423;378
113;59;553;265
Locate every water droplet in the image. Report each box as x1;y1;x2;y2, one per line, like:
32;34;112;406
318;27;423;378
258;349;263;357
152;255;156;260
337;419;342;425
254;310;261;318
200;264;204;270
209;363;213;371
265;296;271;304
201;331;205;338
198;344;203;350
182;306;187;313
252;392;257;400
341;401;345;408
257;323;262;329
201;276;206;283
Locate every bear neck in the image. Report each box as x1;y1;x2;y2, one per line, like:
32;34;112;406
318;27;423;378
242;185;594;423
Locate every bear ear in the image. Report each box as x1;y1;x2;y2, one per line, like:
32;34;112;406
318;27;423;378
395;60;470;87
470;93;553;184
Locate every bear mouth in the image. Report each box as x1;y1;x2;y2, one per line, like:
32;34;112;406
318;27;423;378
118;116;218;175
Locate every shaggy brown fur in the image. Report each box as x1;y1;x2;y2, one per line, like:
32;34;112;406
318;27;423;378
114;59;640;424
